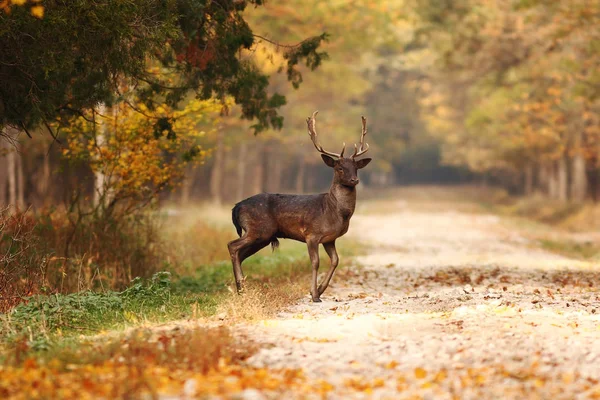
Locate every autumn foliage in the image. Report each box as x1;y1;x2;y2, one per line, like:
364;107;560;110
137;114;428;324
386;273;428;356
412;0;600;200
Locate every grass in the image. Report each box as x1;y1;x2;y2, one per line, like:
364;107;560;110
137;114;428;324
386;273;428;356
538;238;600;261
0;204;363;365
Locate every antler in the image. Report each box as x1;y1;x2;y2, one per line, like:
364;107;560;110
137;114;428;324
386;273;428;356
351;116;370;159
306;111;346;158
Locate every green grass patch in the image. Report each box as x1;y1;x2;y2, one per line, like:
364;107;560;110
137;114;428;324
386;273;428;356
0;237;363;364
538;238;600;261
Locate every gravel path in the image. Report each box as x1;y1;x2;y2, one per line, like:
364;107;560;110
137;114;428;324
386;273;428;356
241;202;600;399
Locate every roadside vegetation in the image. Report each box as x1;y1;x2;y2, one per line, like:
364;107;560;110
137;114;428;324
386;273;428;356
0;205;361;364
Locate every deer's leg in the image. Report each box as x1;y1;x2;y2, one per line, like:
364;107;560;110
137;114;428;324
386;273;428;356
306;238;321;302
318;241;339;296
228;235;270;293
239;240;270;263
227;237;246;293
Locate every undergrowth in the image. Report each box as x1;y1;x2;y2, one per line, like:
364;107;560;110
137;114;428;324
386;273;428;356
0;233;361;363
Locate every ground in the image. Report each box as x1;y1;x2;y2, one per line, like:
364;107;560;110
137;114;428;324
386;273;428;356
239;193;600;399
3;189;600;399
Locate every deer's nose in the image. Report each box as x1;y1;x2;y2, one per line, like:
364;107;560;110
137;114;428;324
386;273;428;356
350;177;359;184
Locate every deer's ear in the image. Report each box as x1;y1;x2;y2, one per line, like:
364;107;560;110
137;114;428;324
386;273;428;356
321;154;336;168
356;158;372;169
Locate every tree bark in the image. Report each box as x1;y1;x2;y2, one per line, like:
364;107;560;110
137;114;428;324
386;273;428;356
306;164;316;193
93;104;108;208
557;157;568;201
180;165;196;206
523;163;533;196
7;146;16;208
538;163;549;196
295;156;305;194
266;144;282;193
209;130;224;205
251;142;265;194
16;147;24;208
547;163;558;199
570;134;587;202
0;140;7;206
37;154;51;202
236;142;247;200
221;142;231;203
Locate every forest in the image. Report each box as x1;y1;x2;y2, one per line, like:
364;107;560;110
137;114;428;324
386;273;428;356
1;1;600;399
3;1;600;207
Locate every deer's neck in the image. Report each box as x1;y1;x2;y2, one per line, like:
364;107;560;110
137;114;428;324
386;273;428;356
327;182;357;220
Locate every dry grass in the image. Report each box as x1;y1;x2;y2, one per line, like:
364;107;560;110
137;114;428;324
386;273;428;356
0;209;45;312
0;206;166;311
217;281;307;322
165;219;234;275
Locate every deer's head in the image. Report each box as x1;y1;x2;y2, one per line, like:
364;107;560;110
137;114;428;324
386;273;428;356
306;111;372;187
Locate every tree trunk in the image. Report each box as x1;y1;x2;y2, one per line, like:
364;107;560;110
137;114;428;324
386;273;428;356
4;126;21;209
570;135;587;202
180;165;196;206
0;140;7;206
7;147;16;208
524;163;534;196
16;147;24;208
591;168;600;203
295;156;305;194
93;104;108;207
548;163;558;199
251;142;265;194
209;130;224;205
538;163;549;196
37;154;51;201
236;142;247;200
221;143;231;203
557;157;568;201
266;144;282;193
307;165;316;193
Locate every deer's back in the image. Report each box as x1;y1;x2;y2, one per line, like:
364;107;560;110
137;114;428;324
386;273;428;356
235;193;327;241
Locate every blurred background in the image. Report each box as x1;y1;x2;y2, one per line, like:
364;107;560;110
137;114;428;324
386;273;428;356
1;0;600;304
5;1;600;206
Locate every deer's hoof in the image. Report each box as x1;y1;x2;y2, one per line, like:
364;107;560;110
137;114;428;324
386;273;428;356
311;298;322;303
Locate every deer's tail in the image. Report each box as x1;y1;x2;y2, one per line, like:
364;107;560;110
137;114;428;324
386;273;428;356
270;238;280;252
231;204;243;237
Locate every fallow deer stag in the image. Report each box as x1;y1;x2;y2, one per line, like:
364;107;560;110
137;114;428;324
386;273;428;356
227;111;371;302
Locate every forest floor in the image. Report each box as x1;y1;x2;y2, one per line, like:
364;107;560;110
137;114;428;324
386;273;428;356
235;188;600;399
3;187;600;399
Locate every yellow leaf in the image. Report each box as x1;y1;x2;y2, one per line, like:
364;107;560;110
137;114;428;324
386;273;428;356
373;378;385;388
434;370;447;382
414;367;427;379
534;378;545;388
12;0;27;5
30;5;44;18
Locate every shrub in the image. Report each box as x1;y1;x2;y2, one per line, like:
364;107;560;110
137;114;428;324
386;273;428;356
0;206;165;312
0;208;47;313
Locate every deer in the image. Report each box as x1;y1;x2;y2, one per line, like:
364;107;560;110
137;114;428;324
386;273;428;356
227;111;371;302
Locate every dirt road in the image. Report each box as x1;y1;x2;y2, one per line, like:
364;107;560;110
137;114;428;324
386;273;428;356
241;199;600;399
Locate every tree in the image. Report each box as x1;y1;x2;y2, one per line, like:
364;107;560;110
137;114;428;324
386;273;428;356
409;0;600;200
0;0;327;137
61;97;221;216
